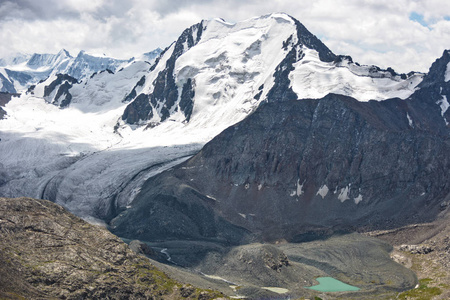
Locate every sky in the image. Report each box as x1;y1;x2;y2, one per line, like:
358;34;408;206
0;0;449;73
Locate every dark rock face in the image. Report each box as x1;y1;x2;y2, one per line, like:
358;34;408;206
265;16;338;103
43;73;78;107
54;80;73;107
292;17;336;63
179;78;195;122
110;180;252;244
5;69;33;89
122;21;205;124
123;75;146;102
0;197;224;300
111;50;450;243
0;107;6;120
0;72;16;93
0;92;20;119
122;93;153;124
418;50;450;89
43;73;78;97
265;46;299;103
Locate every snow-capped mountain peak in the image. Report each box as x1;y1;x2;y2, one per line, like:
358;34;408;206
0;48;145;93
120;13;423;130
0;53;32;67
25;48;72;71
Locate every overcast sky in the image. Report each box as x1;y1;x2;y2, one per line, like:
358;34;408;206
0;0;449;73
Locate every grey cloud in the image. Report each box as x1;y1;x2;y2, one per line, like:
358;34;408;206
146;0;215;16
0;0;79;20
0;0;133;22
90;0;134;22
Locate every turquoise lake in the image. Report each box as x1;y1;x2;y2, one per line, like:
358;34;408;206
305;277;360;292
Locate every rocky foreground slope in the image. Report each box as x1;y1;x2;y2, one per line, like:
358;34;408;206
366;208;450;299
0;197;224;299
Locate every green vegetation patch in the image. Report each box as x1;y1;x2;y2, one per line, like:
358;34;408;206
397;278;442;300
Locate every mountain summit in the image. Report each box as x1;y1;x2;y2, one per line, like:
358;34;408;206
119;13;421;128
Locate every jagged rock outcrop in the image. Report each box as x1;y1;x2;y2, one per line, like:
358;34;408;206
122;21;204;124
42;73;78;107
0;92;19;119
0;197;224;300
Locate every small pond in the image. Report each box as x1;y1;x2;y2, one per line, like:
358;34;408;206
305;277;360;292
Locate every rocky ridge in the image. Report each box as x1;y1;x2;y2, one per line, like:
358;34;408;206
0;197;225;300
0;92;19;119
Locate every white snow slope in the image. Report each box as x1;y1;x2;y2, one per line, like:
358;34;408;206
0;13;425;223
0;48;162;93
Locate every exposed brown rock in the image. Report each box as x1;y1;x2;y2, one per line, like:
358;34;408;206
0;197;225;299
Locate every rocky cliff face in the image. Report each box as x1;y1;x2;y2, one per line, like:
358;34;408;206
0;92;18;119
0;197;224;299
110;50;450;243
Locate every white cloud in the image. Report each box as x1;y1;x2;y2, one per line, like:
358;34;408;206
0;0;449;73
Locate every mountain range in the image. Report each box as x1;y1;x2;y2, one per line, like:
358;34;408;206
1;12;450;298
0;48;162;93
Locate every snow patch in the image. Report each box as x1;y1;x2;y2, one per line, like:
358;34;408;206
173;14;296;129
338;186;350;202
437;95;449;125
261;287;289;294
316;184;329;199
296;179;304;196
206;195;217;202
201;273;236;285
161;248;175;263
406;113;414;127
445;61;450;82
354;194;363;204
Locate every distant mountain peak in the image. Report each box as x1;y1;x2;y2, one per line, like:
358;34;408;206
57;48;72;58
